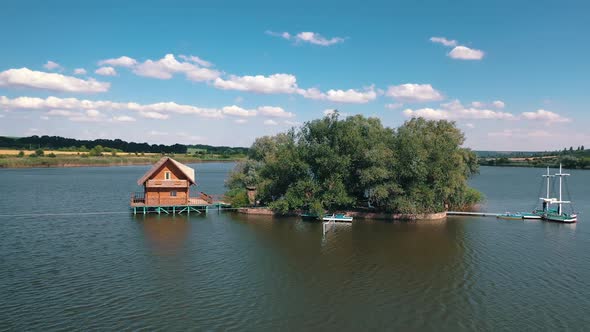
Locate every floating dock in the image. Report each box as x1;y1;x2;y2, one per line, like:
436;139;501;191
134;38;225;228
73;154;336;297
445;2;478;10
447;211;500;217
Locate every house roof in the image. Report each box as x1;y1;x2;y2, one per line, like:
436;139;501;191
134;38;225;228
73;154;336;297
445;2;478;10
137;157;196;186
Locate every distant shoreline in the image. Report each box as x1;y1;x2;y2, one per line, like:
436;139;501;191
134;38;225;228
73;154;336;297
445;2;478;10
0;156;241;169
481;163;588;170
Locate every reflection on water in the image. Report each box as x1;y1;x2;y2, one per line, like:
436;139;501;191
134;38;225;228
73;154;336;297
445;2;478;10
136;215;192;255
0;164;590;330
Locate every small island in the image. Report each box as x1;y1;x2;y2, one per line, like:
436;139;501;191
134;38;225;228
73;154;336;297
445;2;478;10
225;114;482;219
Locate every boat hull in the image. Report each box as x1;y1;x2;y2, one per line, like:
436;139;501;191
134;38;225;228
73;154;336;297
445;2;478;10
545;215;577;223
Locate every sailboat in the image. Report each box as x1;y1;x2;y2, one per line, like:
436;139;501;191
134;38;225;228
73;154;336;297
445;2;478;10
523;164;577;223
522;167;553;220
544;164;577;223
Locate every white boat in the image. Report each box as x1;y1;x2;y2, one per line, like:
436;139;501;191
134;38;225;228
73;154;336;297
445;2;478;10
322;214;353;222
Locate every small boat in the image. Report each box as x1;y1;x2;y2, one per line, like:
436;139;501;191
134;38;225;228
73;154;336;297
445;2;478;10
497;212;523;220
322;214;353;222
521;210;543;219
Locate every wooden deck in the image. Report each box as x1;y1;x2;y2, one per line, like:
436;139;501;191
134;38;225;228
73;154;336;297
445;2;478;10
130;197;210;207
130;192;229;215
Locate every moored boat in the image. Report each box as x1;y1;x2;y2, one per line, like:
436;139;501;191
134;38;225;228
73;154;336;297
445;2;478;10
322;214;353;222
521;211;543;219
546;212;577;223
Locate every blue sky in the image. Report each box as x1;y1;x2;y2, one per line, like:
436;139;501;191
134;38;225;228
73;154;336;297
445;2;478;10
0;0;588;150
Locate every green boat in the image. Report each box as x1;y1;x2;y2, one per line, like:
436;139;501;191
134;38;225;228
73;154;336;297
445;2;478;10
546;212;577;223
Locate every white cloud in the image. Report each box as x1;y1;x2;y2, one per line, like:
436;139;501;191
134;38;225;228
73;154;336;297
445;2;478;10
221;105;294;118
429;37;485;61
257;106;294;118
73;68;87;75
465;123;475;128
264;119;278;126
471;100;505;109
44;61;62;71
386;84;443;103
385;103;403;110
492;100;505;109
283;120;300;126
323;88;376;103
133;54;220;81
222;105;257;117
214;73;298;94
0;68;110;93
139;111;169;119
234;119;248;124
178;55;213;68
112;115;136;122
403;108;449;120
403;99;516;120
449;46;484;60
0;95;292;122
98;56;137;68
488;129;553;138
265;30;292;40
521;109;570;123
95;66;117;76
297;86;376;104
429;37;457;47
294;32;344;46
45;109;104;122
267;30;344;46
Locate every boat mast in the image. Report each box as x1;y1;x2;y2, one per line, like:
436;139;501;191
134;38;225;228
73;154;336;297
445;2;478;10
555;163;570;215
541;166;554;212
542;166;554;199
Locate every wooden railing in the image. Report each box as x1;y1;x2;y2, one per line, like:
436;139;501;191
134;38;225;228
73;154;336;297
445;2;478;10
131;192;145;204
199;192;214;204
146;179;188;188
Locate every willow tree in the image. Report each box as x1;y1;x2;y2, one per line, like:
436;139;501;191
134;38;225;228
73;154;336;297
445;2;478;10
225;114;481;214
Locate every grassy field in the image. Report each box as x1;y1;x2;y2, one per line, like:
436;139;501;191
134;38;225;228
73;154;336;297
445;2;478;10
0;149;161;156
0;154;243;168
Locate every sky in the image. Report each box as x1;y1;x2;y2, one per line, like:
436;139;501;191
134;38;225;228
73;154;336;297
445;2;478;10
0;0;588;150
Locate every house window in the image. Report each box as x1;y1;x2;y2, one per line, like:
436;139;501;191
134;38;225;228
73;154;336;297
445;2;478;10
170;191;177;197
165;171;171;180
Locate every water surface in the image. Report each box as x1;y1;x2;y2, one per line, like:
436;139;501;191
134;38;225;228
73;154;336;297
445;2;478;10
0;165;589;330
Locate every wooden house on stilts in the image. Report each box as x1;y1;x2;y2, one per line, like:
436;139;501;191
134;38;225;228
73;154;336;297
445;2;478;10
130;157;215;215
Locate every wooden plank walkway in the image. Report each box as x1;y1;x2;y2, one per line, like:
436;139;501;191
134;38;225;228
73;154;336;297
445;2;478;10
447;211;500;217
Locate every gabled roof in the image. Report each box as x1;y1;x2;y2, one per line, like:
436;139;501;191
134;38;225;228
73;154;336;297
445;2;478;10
137;157;196;186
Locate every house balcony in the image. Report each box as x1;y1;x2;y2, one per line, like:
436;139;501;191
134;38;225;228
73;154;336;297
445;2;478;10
145;179;189;188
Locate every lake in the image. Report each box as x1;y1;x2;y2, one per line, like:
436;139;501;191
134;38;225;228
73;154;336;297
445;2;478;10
1;164;589;330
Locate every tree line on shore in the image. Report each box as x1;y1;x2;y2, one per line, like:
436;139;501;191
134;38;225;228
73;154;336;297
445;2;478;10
0;135;248;156
226;114;482;216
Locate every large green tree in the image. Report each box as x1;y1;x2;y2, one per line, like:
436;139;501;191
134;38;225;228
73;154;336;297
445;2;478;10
225;114;481;214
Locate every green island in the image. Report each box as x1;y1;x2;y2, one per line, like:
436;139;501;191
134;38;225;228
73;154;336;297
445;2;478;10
0;136;247;168
225;114;482;216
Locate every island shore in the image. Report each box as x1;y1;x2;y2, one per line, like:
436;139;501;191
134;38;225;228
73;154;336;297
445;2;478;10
237;207;448;221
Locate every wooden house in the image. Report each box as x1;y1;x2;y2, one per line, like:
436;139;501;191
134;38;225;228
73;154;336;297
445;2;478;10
131;157;213;214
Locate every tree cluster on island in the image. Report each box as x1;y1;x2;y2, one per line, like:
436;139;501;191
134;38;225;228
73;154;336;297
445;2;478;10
225;114;482;216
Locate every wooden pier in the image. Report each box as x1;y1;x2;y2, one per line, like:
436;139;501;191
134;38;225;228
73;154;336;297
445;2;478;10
447;211;500;217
